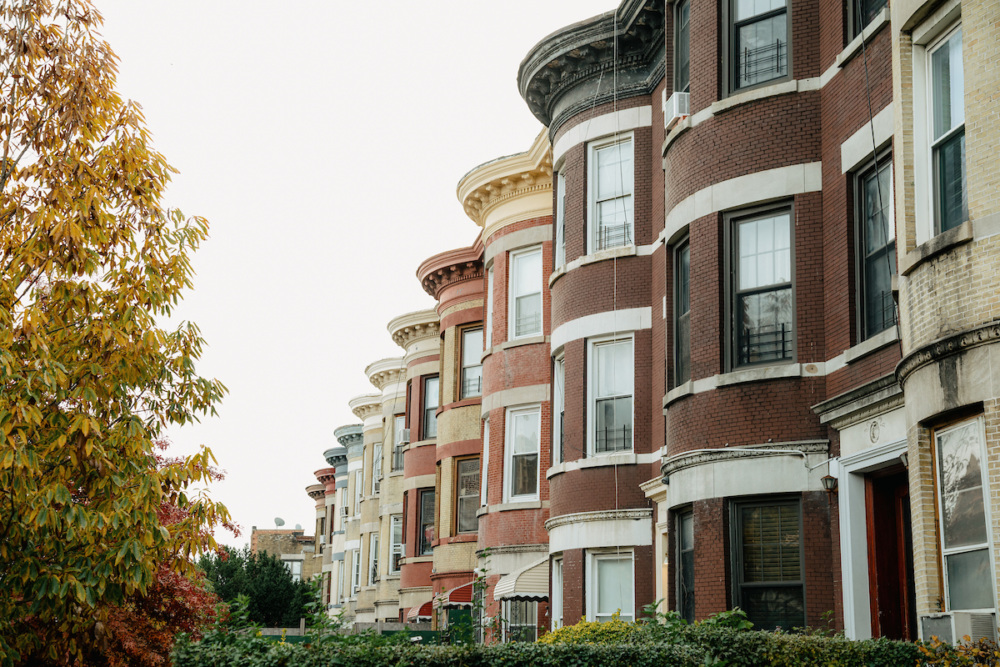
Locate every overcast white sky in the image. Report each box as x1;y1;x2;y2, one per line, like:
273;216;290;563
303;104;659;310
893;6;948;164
96;1;613;546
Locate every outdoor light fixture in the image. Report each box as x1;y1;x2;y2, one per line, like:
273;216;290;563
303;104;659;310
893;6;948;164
820;474;838;493
899;451;909;468
660;473;670;485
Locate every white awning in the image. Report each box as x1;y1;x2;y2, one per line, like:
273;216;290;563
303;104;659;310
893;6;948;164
493;556;549;601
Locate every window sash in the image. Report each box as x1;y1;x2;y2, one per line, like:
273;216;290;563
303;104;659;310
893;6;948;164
677;511;695;623
456;458;480;533
732;1;788;90
390;515;403;573
592;554;634;622
511;249;542;337
354;470;362;513
481;418;490;506
392;416;405;471
929;26;966;232
461;327;484;398
419;490;435;555
552;558;564;629
506;407;540;500
351;549;361;593
486;267;494;347
675;240;691;385
591;339;634;453
368;534;379;585
675;0;691;92
423;376;439;439
857;159;896;340
853;0;887;35
555;172;566;268
553;357;565;464
590;138;634;252
372;443;383;493
505;600;538;642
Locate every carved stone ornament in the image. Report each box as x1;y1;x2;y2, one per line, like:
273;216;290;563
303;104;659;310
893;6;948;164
306;483;326;500
459;135;554;228
896;319;1000;384
389;318;440;348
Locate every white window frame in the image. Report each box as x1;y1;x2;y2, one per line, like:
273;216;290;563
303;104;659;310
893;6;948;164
508;246;543;339
934;416;996;613
587;133;634;253
587;335;635;455
354;469;362;514
911;10;964;245
587;550;635;623
481;418;490;506
460;326;484;399
372;442;383;494
552;557;564;629
368;532;380;585
336;560;345;604
553;355;565;465
351;548;361;595
392;415;405;471
555;171;566;268
486;266;494;347
926;22;966;235
504;405;541;502
390;515;403;574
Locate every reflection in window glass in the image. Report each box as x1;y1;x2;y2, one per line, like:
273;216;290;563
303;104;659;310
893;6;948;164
593;339;633;452
735;502;804;630
733;0;787;89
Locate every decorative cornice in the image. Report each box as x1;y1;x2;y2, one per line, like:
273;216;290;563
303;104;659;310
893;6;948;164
323;446;347;467
388;309;440;349
517;0;664;133
545;508;652;533
349;393;382;421
457;131;553;228
334;424;363;449
314;468;337;485
661;441;830;477
811;374;904;430
416;234;485;300
475;544;548;558
306;483;325;500
365;357;406;391
896;319;1000;385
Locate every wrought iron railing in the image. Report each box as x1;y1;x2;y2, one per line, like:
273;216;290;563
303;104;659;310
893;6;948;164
738;322;793;365
596;222;632;251
739;38;786;86
392;443;404;471
515;312;541;337
461;371;482;398
595;424;632;453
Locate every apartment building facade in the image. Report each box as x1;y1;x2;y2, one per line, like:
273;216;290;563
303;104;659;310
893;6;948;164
307;0;999;644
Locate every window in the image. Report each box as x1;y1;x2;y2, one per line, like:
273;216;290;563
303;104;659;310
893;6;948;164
390;515;403;573
553;356;565;464
588;137;634;251
368;533;380;585
351;548;361;594
336;560;344;604
392;415;405;471
555;171;566;268
505;600;538;642
486;266;494;346
510;247;542;338
418;489;435;555
461;327;484;398
505;406;540;501
286;559;302;583
456;457;480;533
481;418;490;506
675;0;691;92
930;25;966;233
674;239;691;385
851;0;887;36
732;500;804;630
730;0;788;91
354;470;362;514
423;376;439;439
589;551;634;622
730;207;793;367
935;417;993;611
677;511;695;623
372;442;383;494
856;157;896;340
590;338;633;453
552;557;564;629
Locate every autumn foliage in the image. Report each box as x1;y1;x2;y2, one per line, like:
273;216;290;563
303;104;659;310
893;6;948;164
0;0;229;664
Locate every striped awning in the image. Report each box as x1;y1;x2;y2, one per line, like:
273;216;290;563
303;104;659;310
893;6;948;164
406;599;434;620
441;580;475;607
493;556;549;601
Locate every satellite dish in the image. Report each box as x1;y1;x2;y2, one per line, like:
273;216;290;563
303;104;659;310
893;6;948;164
294;524;302;530
274;517;285;527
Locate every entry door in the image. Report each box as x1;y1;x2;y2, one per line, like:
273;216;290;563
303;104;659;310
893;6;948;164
865;468;917;640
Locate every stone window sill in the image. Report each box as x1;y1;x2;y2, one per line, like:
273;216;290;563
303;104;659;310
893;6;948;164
844;327;899;365
900;219;974;276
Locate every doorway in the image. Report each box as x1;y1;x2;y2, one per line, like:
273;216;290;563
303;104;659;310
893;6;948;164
865;466;916;640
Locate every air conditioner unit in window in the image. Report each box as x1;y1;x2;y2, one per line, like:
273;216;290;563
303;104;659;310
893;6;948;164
319;534;325;544
921;612;998;644
662;90;690;131
340;506;349;517
399;428;410;444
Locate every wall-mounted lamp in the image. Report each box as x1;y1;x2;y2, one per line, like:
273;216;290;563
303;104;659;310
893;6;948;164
660;473;670;486
899;452;909;468
820;474;838;494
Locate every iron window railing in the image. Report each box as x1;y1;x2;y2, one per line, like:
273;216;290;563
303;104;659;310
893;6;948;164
738;322;793;366
595;424;632;453
392;442;405;471
515;313;541;338
461;370;482;398
596;222;632;251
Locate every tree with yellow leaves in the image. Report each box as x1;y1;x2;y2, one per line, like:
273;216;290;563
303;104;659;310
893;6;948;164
0;1;229;663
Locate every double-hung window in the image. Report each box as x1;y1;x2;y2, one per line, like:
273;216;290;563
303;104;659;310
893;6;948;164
510;248;542;338
486;267;494;346
935;417;993;611
505;406;540;501
392;415;405;471
674;239;691;385
372;442;383;494
675;0;691;92
589;551;634;622
461;327;483;398
351;549;361;594
731;0;788;90
856;157;896;340
590;338;633;453
354;470;362;514
456;457;480;533
552;557;564;629
732;500;804;630
368;533;379;585
930;25;966;233
731;207;793;367
589;137;634;251
677;511;695;623
553;356;565;464
555;171;566;268
390;515;403;573
481;418;490;506
423;376;439;439
418;489;435;555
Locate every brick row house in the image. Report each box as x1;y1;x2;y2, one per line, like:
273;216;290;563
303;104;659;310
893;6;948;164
305;0;1000;644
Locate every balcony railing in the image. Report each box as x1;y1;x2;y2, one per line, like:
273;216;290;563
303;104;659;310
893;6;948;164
595;424;632;453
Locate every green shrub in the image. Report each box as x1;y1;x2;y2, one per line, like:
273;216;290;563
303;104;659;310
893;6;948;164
538;615;639;645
